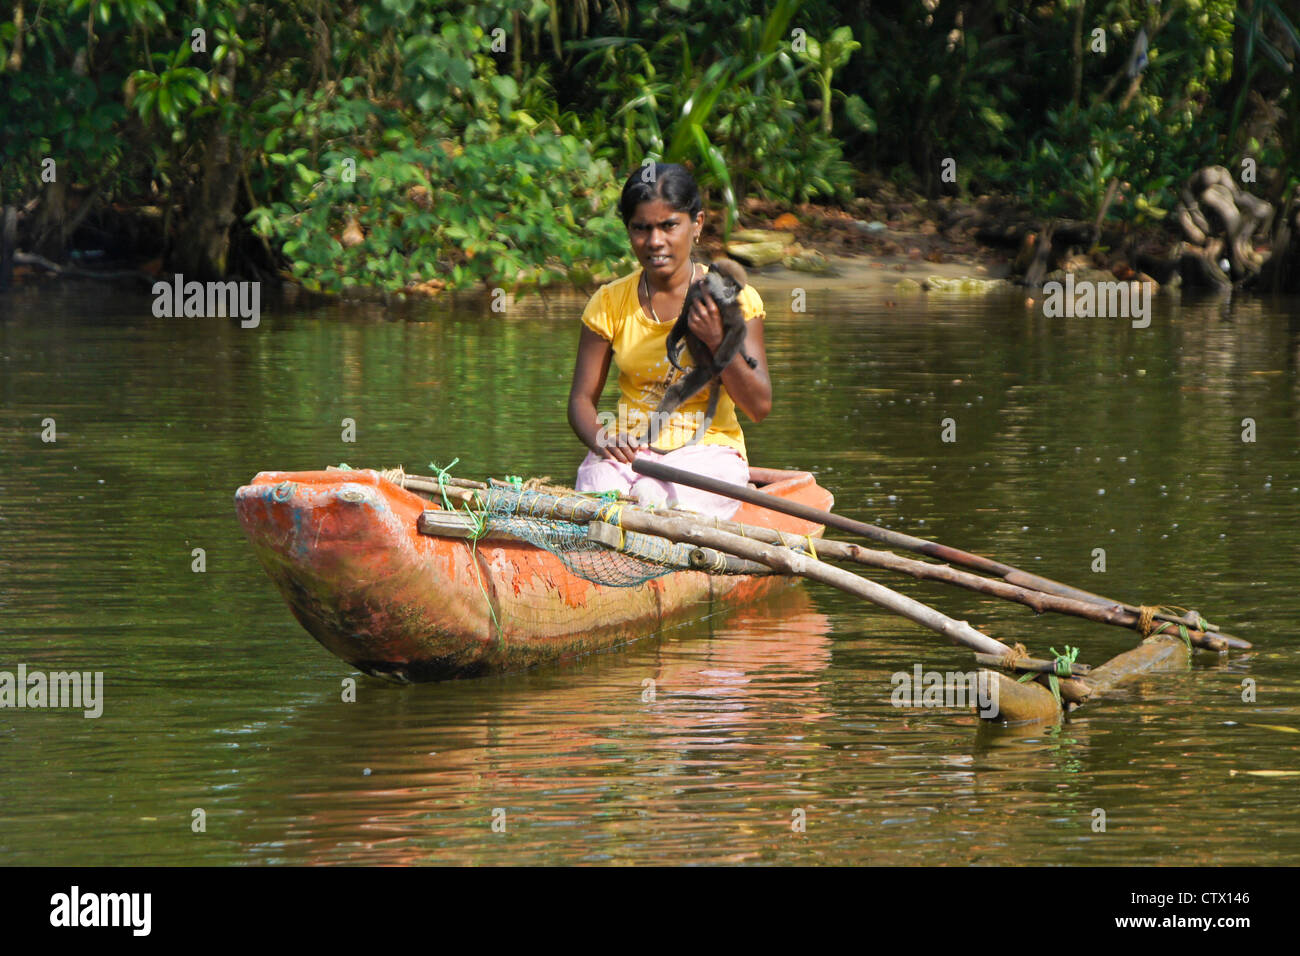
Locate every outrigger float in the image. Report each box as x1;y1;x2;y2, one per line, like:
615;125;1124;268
235;459;1252;723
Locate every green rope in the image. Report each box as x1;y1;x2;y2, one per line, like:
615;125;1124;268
429;458;502;643
1050;645;1079;677
1152;621;1193;651
1014;645;1079;708
429;457;460;508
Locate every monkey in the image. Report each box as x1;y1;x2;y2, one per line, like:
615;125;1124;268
646;258;758;452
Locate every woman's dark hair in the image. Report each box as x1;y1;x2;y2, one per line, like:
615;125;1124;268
618;163;702;225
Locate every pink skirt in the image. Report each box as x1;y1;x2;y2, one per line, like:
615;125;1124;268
575;444;749;518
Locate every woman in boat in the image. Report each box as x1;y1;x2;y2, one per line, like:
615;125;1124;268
567;163;771;518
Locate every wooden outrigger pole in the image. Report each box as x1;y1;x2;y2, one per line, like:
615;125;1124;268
610;459;1251;723
632;459;1249;650
407;457;1251;724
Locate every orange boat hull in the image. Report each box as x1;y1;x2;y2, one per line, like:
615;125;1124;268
234;469;832;682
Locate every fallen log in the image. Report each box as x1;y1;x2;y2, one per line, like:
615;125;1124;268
11;250;156;285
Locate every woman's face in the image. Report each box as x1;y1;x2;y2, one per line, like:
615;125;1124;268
626;198;703;282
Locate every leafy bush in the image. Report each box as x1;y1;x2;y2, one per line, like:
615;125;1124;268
250;119;627;293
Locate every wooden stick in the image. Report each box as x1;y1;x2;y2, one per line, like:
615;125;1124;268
646;506;1232;650
423;488;1236;650
398;477;477;503
688;547;771;575
585;520;765;574
418;510;772;576
973;652;1092;675
640;517;1021;657
11;251;155;284
417;510;515;538
630;458;1250;649
417;491;1205;721
370;469;487;491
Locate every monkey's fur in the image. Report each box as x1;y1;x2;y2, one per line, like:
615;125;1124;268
648;258;758;451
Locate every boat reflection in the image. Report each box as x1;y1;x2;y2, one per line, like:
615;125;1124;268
243;586;834;864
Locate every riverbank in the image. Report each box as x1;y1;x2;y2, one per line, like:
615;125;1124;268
0;187;1037;299
3;179;1291;304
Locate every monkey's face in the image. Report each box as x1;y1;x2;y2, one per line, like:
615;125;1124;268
700;260;746;308
703;259;747;304
700;271;741;307
627;198;703;283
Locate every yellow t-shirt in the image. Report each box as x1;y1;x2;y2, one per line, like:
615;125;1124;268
581;265;764;458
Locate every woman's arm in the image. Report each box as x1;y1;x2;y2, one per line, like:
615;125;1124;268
567;325;645;464
687;295;772;422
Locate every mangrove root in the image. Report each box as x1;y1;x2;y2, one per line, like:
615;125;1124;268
1174;165;1273;289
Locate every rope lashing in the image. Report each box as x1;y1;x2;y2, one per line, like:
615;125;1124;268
1015;644;1078;708
1138;604;1216;643
1001;642;1029;670
1151;620;1194;651
596;499;626;551
429;457;460;503
697;548;729;573
1050;644;1080;677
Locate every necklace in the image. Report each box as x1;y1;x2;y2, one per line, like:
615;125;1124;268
643;262;698;323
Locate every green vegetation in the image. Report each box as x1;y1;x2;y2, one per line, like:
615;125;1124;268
1;0;1296;292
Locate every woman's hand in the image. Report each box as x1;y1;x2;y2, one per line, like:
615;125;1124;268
597;430;646;465
694;293;772;424
687;290;725;351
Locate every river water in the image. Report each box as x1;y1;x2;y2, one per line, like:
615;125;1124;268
1;277;1298;865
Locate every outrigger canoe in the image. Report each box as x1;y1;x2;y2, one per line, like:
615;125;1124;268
235;466;833;682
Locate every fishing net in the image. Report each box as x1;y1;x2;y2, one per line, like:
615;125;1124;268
380;465;691;588
476;486;688;588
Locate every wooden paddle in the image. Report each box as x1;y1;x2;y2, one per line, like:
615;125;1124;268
631;457;1250;649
